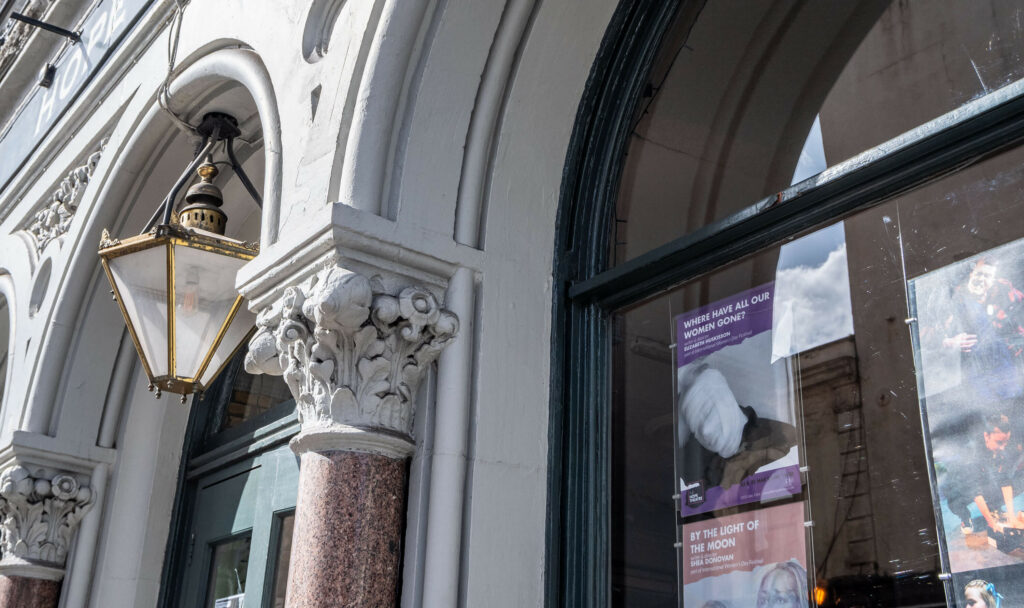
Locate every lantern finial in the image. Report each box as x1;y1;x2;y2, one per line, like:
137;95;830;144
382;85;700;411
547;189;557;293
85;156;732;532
179;161;227;234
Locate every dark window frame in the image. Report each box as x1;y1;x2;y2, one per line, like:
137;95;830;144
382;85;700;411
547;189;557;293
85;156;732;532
546;1;1024;606
157;350;297;608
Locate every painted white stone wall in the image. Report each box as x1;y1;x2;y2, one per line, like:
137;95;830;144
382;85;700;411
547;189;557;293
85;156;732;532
0;0;619;605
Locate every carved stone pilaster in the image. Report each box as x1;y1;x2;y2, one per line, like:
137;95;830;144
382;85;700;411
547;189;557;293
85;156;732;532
21;139;107;254
0;465;94;580
245;265;458;457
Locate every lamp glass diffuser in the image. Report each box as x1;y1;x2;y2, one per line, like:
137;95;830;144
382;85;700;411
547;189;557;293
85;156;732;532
99;225;257;395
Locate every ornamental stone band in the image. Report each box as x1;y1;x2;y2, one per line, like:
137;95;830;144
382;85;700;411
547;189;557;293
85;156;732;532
0;465;94;580
22;139;107;254
245;264;459;458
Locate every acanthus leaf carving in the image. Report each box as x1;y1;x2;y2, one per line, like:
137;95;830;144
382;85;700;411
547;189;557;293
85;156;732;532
22;138;108;254
0;466;94;569
245;266;459;440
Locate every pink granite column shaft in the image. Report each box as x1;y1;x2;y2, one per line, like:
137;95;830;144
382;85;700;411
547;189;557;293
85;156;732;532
285;450;408;608
0;575;60;608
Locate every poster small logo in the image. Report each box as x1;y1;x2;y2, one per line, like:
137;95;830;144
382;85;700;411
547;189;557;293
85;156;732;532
684;480;706;508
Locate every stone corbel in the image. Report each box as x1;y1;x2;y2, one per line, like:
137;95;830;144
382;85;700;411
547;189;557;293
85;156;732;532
0;463;94;581
245;265;459;458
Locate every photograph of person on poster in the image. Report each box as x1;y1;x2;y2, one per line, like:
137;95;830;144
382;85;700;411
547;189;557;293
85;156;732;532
754;561;808;608
936;257;1024;406
942;414;1024;537
909;239;1024;596
678;362;798;490
964;579;1004;608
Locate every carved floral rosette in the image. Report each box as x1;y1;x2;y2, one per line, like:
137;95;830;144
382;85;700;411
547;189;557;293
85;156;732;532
245;266;459;441
0;466;94;568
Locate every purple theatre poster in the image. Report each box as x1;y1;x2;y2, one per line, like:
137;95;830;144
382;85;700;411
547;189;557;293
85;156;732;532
675;282;802;517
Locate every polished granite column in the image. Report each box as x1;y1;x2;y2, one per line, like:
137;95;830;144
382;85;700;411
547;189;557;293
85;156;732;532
286;448;408;607
0;576;60;608
246;266;458;608
0;465;94;608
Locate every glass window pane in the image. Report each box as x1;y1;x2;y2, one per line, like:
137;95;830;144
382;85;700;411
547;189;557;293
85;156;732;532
107;245;169;375
269;513;295;608
206;534;251;608
194;343;292;438
612;140;1024;608
821;0;1024;167
198;347;293;436
613;0;1024;267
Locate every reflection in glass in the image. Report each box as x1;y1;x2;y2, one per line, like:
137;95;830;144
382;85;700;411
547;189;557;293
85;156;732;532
613;0;1024;267
219;366;293;432
771;223;854;362
614;138;1024;607
270;513;295;608
198;347;293;436
612;219;940;606
206;535;250;608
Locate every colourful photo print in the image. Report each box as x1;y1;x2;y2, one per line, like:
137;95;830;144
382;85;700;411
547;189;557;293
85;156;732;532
909;239;1024;580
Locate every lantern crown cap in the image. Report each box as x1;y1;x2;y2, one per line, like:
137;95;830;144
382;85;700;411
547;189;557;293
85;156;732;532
183;161;223;208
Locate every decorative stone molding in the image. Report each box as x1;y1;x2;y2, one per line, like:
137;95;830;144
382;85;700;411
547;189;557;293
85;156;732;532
22;139;107;254
245;265;458;456
0;465;94;574
302;0;347;62
0;0;44;81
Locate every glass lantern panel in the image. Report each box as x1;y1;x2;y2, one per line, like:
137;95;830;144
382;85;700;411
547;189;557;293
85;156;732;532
172;244;249;379
199;304;256;389
107;245;169;376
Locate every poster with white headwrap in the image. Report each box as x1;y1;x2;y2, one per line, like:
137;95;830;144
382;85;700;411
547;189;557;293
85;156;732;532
676;282;802;517
682;502;809;608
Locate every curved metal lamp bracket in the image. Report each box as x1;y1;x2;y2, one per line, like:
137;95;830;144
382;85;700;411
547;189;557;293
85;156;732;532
144;113;263;233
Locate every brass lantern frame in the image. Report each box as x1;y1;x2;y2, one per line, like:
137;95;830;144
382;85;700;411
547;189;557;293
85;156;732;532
98;113;264;399
99;223;259;396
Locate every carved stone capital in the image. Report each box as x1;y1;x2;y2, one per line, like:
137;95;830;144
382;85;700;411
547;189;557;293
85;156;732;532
0;465;94;575
245;265;458;457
